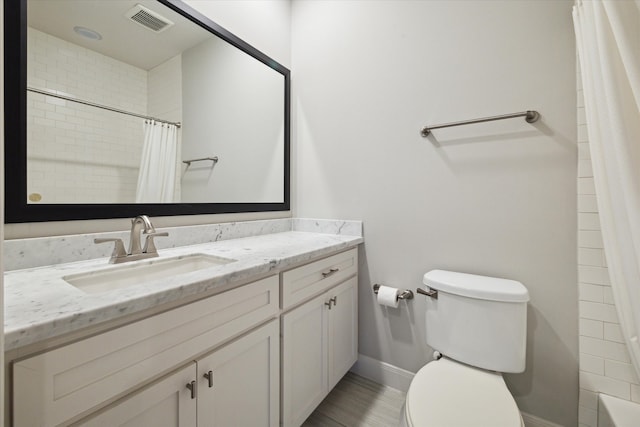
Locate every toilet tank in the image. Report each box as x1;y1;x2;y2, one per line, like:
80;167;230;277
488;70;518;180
423;270;529;373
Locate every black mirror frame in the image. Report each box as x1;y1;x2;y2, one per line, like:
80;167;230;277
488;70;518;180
3;0;290;223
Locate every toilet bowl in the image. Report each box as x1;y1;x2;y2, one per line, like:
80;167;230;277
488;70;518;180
400;357;524;427
401;270;529;427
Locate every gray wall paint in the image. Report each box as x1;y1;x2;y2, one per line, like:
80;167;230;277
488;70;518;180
292;1;577;425
184;0;291;69
181;37;284;203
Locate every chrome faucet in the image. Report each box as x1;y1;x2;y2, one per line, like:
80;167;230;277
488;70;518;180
95;215;168;264
129;214;156;255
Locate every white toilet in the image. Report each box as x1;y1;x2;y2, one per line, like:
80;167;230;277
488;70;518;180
401;270;529;427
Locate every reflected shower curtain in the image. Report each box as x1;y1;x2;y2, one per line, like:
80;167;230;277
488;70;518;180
136;120;178;203
573;0;640;375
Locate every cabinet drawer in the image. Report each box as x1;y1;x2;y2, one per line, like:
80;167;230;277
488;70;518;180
282;248;357;309
13;275;279;427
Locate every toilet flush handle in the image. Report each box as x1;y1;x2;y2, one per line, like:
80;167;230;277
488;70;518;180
416;287;438;299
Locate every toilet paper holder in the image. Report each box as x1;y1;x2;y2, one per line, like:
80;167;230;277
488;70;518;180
373;284;414;300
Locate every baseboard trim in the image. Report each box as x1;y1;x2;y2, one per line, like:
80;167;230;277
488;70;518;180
349;353;415;393
521;411;564;427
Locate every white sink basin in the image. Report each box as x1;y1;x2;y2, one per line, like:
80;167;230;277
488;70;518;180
63;253;236;294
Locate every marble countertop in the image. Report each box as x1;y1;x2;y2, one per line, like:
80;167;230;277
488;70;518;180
4;231;363;351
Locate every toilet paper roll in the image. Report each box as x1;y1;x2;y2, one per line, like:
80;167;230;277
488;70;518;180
377;285;400;308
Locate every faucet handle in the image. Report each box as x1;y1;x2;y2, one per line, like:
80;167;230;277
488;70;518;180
95;238;127;263
143;232;169;255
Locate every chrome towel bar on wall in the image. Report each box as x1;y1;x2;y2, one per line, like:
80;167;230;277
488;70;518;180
421;110;540;137
182;156;219;166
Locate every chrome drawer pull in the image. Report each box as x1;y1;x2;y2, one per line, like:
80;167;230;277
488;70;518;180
186;380;196;399
321;268;339;278
203;370;213;388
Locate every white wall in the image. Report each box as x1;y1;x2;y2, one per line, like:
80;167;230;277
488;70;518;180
26;28;145;203
148;55;182;123
576;64;640;427
180;36;284;203
183;0;291;69
292;1;577;426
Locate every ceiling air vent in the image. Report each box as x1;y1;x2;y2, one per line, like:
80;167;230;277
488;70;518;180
125;4;174;33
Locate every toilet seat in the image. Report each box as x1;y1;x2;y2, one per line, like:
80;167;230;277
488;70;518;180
404;357;524;427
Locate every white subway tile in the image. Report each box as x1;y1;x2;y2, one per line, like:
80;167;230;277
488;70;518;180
578;405;597;427
578;195;598;213
580;301;620;323
28;28;146;203
632;384;640;403
602;287;614;304
579;213;601;231
605;359;639;384
580;353;604;375
33;117;55;127
578;142;591;160
578;159;593;178
580;336;630;363
580;371;630;399
578;124;589;142
579;248;605;267
580;318;604;339
579;388;599;410
604;323;624;343
579;266;608;285
579;283;604;303
578;177;596;195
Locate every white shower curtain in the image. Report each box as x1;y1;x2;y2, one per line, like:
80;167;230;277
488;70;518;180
573;0;640;376
136;120;178;203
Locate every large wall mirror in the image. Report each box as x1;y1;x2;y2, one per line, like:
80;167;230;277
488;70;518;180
4;0;290;222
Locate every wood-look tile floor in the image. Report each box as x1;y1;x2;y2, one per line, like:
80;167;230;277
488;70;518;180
302;372;406;427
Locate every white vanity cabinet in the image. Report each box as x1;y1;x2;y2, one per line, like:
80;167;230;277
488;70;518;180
75;364;198;427
76;319;279;427
12;276;279;427
195;319;279;427
281;249;358;427
10;245;360;427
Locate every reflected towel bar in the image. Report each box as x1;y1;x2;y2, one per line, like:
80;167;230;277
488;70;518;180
183;156;219;166
421;110;540;137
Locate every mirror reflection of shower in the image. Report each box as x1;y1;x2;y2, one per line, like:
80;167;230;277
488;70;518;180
25;0;285;205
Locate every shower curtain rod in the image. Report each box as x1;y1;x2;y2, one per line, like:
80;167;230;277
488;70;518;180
421;110;540;136
27;87;182;128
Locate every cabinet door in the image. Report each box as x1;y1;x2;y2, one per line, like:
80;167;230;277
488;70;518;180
13;275;279;427
328;276;358;390
281;293;329;427
76;364;197;427
197;319;279;427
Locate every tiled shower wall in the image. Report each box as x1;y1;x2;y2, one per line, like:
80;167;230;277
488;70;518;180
577;62;640;427
26;28;146;203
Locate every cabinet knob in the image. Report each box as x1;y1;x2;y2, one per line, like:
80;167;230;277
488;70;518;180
203;370;213;388
321;268;339;278
324;301;332;310
186;380;197;399
330;296;337;306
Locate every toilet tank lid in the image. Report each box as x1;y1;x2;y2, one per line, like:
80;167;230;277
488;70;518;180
423;270;529;302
